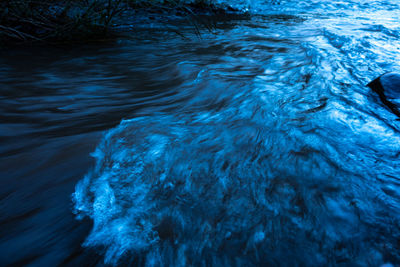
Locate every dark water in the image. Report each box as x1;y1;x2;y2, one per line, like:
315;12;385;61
1;0;400;266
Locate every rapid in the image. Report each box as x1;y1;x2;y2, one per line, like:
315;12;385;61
1;0;400;265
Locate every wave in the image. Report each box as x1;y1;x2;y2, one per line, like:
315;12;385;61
73;88;400;265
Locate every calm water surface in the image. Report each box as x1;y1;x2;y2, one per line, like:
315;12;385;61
1;0;400;265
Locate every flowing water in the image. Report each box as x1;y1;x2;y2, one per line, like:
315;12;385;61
1;0;400;266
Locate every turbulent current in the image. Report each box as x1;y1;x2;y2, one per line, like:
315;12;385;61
1;0;399;266
71;0;400;265
71;1;400;265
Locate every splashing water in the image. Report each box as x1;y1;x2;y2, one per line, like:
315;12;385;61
73;0;400;265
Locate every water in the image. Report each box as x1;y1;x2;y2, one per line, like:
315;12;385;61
1;0;400;265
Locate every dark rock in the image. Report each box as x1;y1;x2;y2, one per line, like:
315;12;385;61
367;72;400;117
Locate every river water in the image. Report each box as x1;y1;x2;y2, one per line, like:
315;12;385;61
1;0;400;266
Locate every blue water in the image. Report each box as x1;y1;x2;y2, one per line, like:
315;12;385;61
2;0;400;266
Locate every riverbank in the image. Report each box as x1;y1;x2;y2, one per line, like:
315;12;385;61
0;0;244;46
